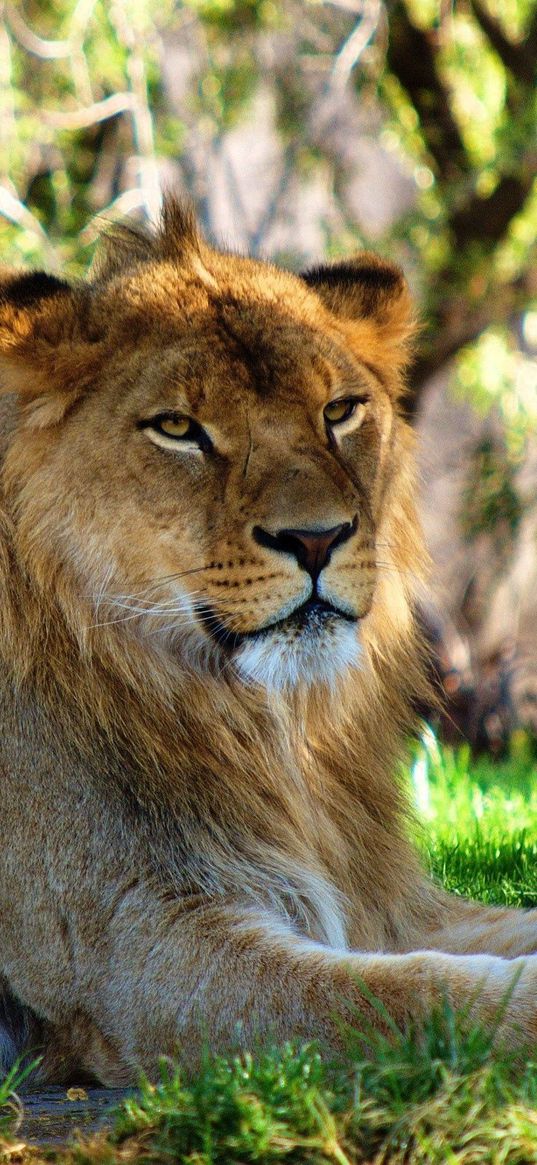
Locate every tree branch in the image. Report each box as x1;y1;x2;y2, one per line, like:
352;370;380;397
5;2;70;59
406;266;536;416
43;92;134;129
450;172;535;249
0;185;59;269
331;0;381;94
470;0;536;86
386;2;468;181
386;0;537;418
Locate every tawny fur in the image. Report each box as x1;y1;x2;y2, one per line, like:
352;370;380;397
0;200;536;1085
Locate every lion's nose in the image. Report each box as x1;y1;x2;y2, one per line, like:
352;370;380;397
253;519;356;579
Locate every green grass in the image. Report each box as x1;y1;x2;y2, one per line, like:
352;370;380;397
80;1034;537;1164
414;728;537;906
3;734;537;1163
0;1058;38;1147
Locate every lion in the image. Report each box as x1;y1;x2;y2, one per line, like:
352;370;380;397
0;198;536;1086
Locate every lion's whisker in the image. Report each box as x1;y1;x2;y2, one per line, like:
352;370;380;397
93;564;217;605
101;588;260;612
98;590;247;616
88;599;250;631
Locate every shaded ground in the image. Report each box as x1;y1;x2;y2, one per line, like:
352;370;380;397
14;1088;131;1148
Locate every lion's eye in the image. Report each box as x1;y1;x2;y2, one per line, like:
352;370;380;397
324;397;365;426
155;415;192;439
141;413;212;452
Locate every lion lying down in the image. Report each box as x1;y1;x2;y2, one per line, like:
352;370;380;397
0;199;535;1085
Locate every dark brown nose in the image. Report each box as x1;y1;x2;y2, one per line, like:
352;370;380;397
253;519;356;579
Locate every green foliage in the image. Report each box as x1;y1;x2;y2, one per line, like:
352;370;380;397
183;0;280;32
0;0;174;272
456;328;537;446
459;437;523;542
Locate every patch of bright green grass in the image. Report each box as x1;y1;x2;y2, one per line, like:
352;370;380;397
85;1019;537;1164
413;728;537;905
4;735;537;1162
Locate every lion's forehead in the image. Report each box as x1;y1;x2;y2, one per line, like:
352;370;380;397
110;295;368;418
105;254;356;358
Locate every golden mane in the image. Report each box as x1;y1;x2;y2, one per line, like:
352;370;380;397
0;420;430;947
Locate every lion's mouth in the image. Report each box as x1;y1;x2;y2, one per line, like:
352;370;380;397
198;597;357;654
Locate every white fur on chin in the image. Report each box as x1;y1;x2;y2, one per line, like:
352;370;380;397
233;620;362;690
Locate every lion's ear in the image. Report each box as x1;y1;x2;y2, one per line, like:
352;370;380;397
302;254;416;371
0;271;102;427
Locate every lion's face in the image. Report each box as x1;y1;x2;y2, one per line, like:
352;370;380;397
68;299;392;689
0;202;416;689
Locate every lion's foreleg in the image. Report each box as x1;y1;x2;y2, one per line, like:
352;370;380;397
410;890;537;958
86;905;537;1081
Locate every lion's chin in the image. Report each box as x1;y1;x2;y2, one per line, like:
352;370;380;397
232;617;361;690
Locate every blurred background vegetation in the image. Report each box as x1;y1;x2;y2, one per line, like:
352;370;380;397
1;0;536;752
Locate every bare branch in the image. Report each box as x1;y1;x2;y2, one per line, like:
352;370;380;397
80;189;148;245
71;0;99;33
0;8;16;184
5;2;71;60
109;0;161;224
407;264;536;415
0;185;59;269
43;92;135;129
331;0;381;94
250;143;302;253
68;0;99;106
